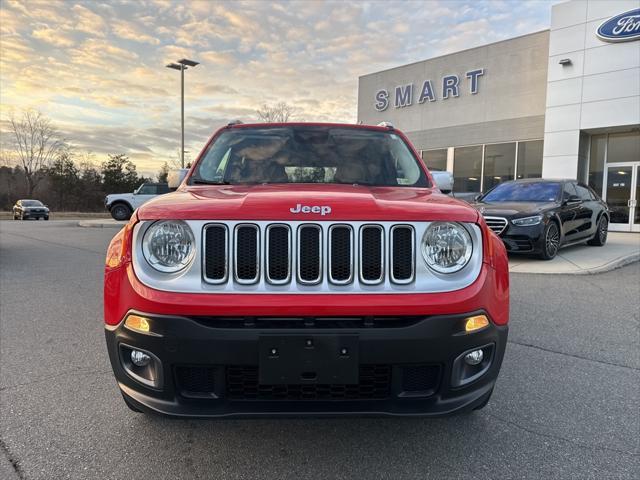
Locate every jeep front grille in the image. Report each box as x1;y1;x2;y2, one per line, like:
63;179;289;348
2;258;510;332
203;222;416;286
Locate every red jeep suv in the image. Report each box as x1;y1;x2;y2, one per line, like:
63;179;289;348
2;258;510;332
104;123;509;417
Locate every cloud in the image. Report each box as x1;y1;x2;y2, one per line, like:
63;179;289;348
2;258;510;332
0;0;555;172
72;4;107;37
32;26;75;47
112;19;161;45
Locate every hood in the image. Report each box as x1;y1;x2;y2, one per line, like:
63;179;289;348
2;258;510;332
137;184;480;223
107;193;134;201
473;201;558;217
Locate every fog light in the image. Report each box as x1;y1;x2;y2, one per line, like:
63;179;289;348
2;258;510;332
125;315;151;334
464;349;484;365
465;314;489;332
131;350;151;367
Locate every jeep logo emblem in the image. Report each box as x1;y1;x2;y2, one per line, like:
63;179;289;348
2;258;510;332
290;204;332;215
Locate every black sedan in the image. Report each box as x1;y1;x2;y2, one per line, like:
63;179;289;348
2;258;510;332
12;199;50;220
472;179;609;259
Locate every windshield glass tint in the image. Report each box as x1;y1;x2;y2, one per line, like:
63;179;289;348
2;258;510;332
482;182;560;202
191;127;428;187
22;200;43;206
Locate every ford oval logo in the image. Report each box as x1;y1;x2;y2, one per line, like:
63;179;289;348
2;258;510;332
596;8;640;42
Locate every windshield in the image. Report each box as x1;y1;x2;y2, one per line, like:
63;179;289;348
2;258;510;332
22;200;43;207
481;182;561;203
191;127;428;187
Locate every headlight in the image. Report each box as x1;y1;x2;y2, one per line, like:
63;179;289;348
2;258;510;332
512;215;542;226
142;220;195;273
421;222;473;274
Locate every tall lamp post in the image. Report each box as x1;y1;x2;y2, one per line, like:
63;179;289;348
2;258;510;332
166;58;199;168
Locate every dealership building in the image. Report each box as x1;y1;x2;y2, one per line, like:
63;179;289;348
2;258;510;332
358;0;640;232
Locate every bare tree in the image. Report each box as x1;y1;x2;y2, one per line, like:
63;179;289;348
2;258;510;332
9;110;67;196
256;102;296;123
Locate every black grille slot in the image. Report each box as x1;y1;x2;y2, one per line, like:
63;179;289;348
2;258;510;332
267;226;290;283
235;225;259;282
204;225;227;281
391;226;414;283
189;316;427;329
298;225;321;283
400;365;440;396
175;366;222;398
360;226;383;282
226;365;391;400
329;226;352;283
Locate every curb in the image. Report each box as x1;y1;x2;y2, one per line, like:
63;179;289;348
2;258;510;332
78;220;126;229
509;252;639;275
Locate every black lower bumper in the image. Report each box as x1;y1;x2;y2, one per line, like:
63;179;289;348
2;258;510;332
105;312;508;417
499;224;545;253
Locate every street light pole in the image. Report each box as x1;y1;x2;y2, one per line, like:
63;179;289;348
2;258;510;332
181;63;184;169
166;58;199;169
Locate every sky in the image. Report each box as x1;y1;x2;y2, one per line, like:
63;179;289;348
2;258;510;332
0;0;557;177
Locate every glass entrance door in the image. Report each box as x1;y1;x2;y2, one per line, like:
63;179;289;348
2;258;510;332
604;163;640;232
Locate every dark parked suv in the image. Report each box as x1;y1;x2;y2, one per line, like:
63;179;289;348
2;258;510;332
472;179;609;259
13;199;49;220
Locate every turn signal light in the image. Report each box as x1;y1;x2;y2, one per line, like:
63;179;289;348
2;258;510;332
464;315;489;333
125;315;151;334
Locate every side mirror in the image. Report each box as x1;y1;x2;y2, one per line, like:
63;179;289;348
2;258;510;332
565;194;581;205
168;168;189;190
473;194;482;202
431;171;454;195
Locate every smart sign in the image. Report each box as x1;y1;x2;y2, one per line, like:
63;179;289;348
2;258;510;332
596;8;640;42
374;68;484;112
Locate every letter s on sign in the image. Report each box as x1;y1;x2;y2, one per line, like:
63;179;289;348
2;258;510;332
375;89;389;111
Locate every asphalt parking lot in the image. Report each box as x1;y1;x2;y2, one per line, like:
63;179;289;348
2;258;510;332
1;221;638;480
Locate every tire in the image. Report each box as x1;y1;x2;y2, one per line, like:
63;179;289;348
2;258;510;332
121;393;143;413
44;216;49;221
473;387;494;411
587;216;608;246
110;203;132;221
13;213;17;220
539;221;560;260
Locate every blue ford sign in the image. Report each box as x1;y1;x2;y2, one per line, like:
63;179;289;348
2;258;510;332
596;8;640;42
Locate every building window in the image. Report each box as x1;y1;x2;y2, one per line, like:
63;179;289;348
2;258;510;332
607;131;640;164
453;145;482;193
421;149;447;171
483;142;516;192
516;140;543;179
588;135;606;196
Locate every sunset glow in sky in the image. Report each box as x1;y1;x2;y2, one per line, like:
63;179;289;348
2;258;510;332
0;0;554;175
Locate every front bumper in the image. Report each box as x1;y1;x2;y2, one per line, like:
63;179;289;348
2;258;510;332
498;223;545;253
106;311;507;417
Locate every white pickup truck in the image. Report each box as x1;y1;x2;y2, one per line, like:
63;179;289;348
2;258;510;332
105;183;170;220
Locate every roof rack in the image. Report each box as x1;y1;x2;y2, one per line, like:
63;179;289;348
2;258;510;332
377;121;394;129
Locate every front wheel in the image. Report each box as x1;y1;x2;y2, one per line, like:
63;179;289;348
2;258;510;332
587;216;608;246
110;203;132;221
539;221;560;260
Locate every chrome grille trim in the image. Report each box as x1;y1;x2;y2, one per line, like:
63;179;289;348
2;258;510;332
359;225;384;285
483;216;508;236
202;223;228;284
233;224;260;285
389;225;415;285
265;224;291;285
328;224;354;285
131;220;484;294
296;224;322;285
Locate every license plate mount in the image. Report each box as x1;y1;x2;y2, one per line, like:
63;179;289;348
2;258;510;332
258;335;359;385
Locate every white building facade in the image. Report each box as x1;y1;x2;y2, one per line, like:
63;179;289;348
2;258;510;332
358;0;640;232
